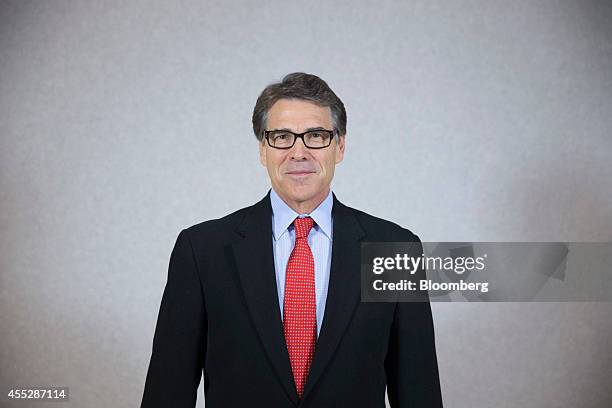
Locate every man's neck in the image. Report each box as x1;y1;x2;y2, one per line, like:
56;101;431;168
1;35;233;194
273;188;330;214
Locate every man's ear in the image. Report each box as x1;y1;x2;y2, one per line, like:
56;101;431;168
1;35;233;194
335;134;346;164
259;140;267;167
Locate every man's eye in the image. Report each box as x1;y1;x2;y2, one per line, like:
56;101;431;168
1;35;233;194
273;133;290;140
309;132;323;139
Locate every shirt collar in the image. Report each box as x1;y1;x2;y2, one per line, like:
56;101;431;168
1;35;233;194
270;188;333;241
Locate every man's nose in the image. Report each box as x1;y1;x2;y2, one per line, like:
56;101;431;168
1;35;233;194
290;137;309;159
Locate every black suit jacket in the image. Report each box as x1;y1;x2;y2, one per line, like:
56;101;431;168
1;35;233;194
141;191;443;407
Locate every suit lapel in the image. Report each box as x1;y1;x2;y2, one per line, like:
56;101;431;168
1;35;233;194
300;193;366;402
231;191;366;405
231;191;298;405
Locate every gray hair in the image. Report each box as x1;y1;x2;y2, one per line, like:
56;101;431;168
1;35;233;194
252;72;347;141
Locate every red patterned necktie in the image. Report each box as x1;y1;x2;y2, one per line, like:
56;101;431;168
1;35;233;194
283;216;317;399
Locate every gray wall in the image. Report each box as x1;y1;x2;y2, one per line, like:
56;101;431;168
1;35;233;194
1;1;611;407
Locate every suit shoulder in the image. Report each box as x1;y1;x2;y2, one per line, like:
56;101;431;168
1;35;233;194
347;206;421;242
181;203;252;242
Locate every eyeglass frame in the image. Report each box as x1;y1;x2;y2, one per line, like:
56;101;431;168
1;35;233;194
262;128;339;149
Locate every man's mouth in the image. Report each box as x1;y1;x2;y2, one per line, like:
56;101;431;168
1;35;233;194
286;171;316;177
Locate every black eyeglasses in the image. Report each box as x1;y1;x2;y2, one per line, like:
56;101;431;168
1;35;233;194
263;128;338;149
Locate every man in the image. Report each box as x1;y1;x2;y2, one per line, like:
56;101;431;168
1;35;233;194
141;73;443;407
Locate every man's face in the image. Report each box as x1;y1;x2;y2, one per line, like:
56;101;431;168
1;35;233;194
259;98;345;211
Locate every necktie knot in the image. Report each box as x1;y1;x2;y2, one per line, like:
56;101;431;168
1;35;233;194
293;216;314;239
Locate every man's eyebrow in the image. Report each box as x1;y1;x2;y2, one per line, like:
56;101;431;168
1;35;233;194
272;126;329;132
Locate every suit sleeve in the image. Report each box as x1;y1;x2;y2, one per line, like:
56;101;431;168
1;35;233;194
384;236;443;407
141;229;207;408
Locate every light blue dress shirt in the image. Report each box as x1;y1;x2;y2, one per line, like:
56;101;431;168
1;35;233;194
270;188;333;337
